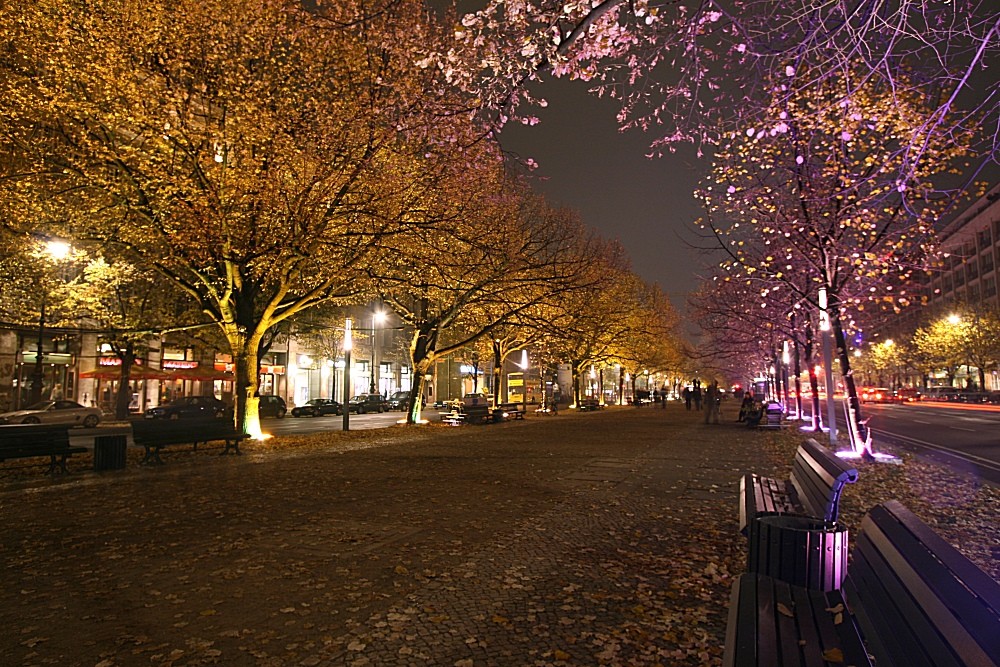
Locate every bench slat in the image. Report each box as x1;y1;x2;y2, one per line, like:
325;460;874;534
848;502;1000;666
741;440;858;536
723;574;871;667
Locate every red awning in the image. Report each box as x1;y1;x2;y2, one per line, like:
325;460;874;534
79;366;175;381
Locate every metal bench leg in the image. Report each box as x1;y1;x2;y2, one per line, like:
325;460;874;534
221;440;242;456
140;446;164;465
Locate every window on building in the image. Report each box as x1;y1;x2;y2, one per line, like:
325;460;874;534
943;274;954;292
954;268;965;287
969;283;981;302
978;228;992;250
984;277;997;299
966;259;979;281
981;250;994;274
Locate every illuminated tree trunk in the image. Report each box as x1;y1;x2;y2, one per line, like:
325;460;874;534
222;323;264;438
805;319;821;431
830;301;873;459
407;324;438;425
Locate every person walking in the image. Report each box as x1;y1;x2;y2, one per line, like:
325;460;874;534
704;380;721;424
661;383;668;409
682;386;691;410
692;382;702;411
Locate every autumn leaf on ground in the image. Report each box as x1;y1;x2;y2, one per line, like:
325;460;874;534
822;647;844;663
777;603;794;617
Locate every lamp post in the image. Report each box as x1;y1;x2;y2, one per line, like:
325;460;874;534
29;240;72;406
819;288;838;445
342;318;352;432
369;310;385;394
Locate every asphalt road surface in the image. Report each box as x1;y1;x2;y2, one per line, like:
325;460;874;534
859;401;1000;486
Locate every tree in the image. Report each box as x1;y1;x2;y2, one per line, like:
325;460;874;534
61;251;204;419
442;1;998;178
370;171;607;424
914;309;1000;389
0;0;483;435
696;68;975;452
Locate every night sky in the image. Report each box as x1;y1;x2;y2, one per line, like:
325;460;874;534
498;76;713;314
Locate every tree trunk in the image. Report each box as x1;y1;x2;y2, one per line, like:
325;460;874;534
805;320;821;431
831;312;873;459
224;327;263;437
492;340;502;408
114;343;136;420
406;324;438;425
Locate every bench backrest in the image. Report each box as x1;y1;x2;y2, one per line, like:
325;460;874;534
131;417;242;442
788;438;859;522
844;501;1000;667
0;424;72;449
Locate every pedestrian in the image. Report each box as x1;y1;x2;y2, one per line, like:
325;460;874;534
692;382;702;411
661;383;668;409
682;386;691;410
704;380;721;424
738;391;755;423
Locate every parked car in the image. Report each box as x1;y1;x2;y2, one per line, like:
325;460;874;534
257;395;287;419
145;395;231;420
291;398;342;418
387;391;410;411
923;387;961;402
0;400;102;427
348;393;388;414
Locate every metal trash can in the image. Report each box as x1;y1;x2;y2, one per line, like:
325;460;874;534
748;515;848;591
93;434;127;471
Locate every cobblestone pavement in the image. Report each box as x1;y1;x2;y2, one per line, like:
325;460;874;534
1;405;778;666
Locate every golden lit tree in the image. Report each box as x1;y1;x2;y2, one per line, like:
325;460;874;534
0;0;482;435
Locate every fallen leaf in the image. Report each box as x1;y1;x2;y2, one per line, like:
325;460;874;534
777;603;794;617
822;647;844;663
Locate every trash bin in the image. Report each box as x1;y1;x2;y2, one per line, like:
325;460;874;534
93;434;127;471
748;514;848;591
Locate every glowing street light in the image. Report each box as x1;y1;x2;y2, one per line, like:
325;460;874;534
818;287;837;445
29;240;74;405
370;310;386;393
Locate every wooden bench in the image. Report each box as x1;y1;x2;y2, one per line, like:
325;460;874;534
578;397;602;411
0;424;88;474
131;418;249;465
440;411;465;426
723;501;1000;666
498;403;525;420
738;438;858;535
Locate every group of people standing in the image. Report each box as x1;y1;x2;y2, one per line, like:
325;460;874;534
681;379;722;424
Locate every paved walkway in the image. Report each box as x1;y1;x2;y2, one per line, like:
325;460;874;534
1;405;781;666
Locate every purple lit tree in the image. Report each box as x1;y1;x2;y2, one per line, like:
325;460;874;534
695;68;976;452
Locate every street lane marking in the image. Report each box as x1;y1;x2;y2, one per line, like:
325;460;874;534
873;428;1000;468
912;419;931;424
951;426;977;431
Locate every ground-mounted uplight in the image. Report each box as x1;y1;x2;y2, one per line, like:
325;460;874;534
836;449;901;464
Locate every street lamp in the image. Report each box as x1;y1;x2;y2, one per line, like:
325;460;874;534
370;310;386;393
818;287;838;445
342;318;352;432
29;240;73;406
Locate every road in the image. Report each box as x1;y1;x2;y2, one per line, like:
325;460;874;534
856;401;1000;486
